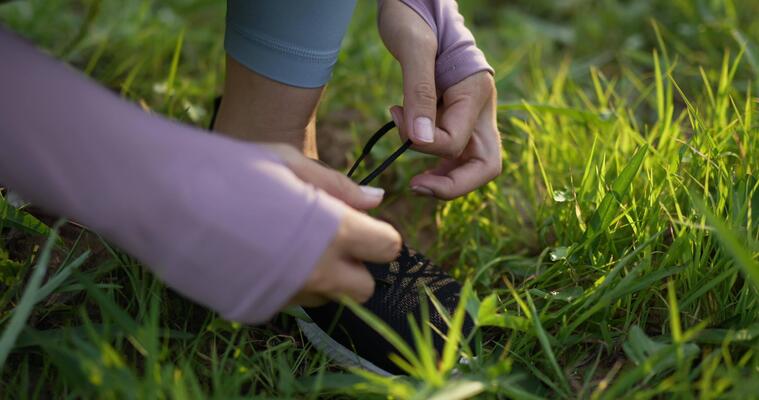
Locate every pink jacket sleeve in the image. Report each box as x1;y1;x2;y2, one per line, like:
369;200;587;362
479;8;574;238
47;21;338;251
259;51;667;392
0;27;344;323
396;0;494;91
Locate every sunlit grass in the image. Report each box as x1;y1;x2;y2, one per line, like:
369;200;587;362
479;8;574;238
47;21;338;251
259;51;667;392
2;0;759;398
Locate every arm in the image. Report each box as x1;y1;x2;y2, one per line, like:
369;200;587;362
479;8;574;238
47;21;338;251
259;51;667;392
0;26;388;323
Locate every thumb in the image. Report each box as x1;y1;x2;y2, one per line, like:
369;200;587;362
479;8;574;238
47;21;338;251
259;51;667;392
292;157;386;210
378;0;439;146
325;260;376;303
400;52;439;146
338;208;402;263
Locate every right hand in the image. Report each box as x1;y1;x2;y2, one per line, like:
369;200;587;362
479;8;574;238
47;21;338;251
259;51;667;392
263;143;402;306
290;208;402;306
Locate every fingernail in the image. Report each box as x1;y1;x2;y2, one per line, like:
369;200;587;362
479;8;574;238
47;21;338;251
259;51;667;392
360;185;385;198
411;185;434;196
413;117;434;143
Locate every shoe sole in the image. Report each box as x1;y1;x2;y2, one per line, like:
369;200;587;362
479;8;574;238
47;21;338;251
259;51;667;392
296;316;393;377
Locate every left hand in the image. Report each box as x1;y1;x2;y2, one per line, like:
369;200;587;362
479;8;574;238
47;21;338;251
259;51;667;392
378;0;502;200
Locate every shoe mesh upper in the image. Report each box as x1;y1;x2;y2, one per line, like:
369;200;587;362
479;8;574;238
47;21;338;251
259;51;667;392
304;245;473;374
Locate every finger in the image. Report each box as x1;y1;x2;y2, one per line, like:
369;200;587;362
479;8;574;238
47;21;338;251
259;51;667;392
338;209;402;263
288;292;329;308
409;96;480;159
390;105;407;140
428;72;492;158
380;0;440;146
399;46;439;146
325;260;376;303
391;104;457;154
291;158;385;210
411;159;489;200
411;122;501;199
292;258;375;306
391;98;478;160
434;93;486;158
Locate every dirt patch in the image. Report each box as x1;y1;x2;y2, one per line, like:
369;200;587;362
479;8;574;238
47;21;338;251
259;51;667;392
315;108;361;170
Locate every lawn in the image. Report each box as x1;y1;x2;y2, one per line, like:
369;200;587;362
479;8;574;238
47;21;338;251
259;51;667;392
2;0;759;398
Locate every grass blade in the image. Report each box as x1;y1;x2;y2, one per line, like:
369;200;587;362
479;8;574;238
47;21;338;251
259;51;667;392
525;292;570;395
0;195;52;237
583;144;649;244
0;223;61;371
341;296;423;373
439;281;472;373
692;195;759;289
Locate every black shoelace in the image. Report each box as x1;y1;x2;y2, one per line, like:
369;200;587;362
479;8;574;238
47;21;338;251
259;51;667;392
346;121;413;185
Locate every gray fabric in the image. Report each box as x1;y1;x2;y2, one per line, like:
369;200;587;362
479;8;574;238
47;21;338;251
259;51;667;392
225;0;357;88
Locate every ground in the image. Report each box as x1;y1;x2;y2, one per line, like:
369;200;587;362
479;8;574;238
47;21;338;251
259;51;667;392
1;0;759;398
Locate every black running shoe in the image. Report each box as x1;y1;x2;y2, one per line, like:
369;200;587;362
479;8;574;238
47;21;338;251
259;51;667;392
297;121;473;376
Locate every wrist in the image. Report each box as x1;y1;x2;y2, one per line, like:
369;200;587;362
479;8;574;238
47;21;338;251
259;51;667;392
395;0;494;93
436;46;493;92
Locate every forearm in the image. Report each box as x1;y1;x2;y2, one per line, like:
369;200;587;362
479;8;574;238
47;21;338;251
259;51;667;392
383;0;494;91
0;27;343;323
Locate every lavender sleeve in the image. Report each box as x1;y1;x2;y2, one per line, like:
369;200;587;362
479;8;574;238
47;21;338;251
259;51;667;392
0;27;344;323
395;0;494;92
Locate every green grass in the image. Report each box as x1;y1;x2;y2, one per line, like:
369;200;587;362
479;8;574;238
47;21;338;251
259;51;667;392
2;0;759;398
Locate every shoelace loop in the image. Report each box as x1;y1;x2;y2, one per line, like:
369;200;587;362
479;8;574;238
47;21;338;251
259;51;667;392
346;121;412;185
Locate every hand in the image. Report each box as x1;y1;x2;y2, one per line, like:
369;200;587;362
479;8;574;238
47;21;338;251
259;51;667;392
289;207;402;306
262;143;403;306
378;0;502;200
263;143;388;210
